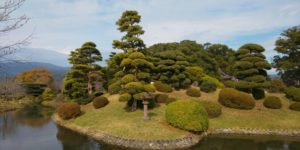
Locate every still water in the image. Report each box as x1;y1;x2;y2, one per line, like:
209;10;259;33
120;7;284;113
0;105;300;150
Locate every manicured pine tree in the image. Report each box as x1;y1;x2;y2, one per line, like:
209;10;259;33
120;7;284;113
233;43;271;99
64;42;102;104
113;10;154;111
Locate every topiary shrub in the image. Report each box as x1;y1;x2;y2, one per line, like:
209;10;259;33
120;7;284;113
108;81;121;94
252;88;265;100
119;93;132;102
153;81;173;93
263;96;282;109
57;102;81;120
289;102;300;111
186;87;201;97
93;96;109;109
224;80;235;88
200;81;217;93
268;78;286;93
218;88;255;109
202;75;224;88
165;100;208;132
199;101;222;118
284;87;300;102
42;88;56;101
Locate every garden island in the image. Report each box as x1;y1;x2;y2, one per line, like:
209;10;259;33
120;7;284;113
1;4;300;150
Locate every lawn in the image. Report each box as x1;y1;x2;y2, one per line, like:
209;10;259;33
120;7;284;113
69;89;300;140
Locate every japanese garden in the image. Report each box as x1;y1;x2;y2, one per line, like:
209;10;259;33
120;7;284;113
1;0;300;150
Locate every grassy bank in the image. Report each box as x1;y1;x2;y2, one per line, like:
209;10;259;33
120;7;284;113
65;90;300;140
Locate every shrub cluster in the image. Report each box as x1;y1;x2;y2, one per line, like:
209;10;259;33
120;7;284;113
199;101;222;118
284;87;300;102
153;81;173;93
165;100;208;132
186;87;201;97
155;94;176;104
57;102;81;120
289;102;300;111
119;93;132;102
252;88;265;100
263;96;282;109
218;88;255;109
200;81;217;93
268;78;286;93
93;96;109;109
108;81;121;94
202;75;224;88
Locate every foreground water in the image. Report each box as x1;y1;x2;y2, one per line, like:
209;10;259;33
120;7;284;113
0;105;300;150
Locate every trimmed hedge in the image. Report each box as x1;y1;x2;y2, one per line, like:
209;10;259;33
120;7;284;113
153;81;173;93
252;88;265;100
200;81;217;93
119;93;132;102
57;102;81;120
218;88;255;109
289;102;300;111
202;75;224;88
284;87;300;102
165;100;208;132
93;96;109;109
199;101;222;118
268;78;286;93
186;87;201;97
263;96;282;109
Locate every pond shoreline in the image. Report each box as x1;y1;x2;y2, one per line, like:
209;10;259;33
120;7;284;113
52;114;300;150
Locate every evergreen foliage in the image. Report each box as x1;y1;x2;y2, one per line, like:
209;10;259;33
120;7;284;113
284;87;300;102
186;87;201;97
93;96;109;109
42;88;56;101
199;101;222;118
218;88;255;109
263;96;282;109
200;80;217;93
289;102;300;111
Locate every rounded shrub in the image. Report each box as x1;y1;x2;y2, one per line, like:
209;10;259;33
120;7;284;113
289;102;300;111
119;93;132;102
284;87;300;102
165;100;208;132
268;78;286;93
224;80;235;88
108;81;121;94
57;102;81;120
252;88;265;100
202;75;224;88
218;88;255;109
93;96;109;109
200;81;217;93
186;87;201;97
199;101;222;118
153;81;173;93
263;96;282;109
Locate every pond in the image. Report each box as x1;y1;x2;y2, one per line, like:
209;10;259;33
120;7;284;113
0;105;300;150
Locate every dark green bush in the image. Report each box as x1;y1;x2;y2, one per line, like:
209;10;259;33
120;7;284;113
200;81;217;93
93;96;109;109
57;102;81;120
119;93;132;102
186;87;201;97
93;91;103;97
252;88;265;100
108;81;121;94
284;87;300;102
218;88;255;109
224;80;235;88
263;96;282;109
289;102;300;111
199;101;222;118
153;81;173;93
165;100;208;132
268;78;286;93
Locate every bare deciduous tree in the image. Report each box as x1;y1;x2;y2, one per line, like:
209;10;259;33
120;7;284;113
0;0;30;64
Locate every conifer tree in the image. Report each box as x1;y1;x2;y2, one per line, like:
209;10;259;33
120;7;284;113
233;43;271;97
64;42;102;104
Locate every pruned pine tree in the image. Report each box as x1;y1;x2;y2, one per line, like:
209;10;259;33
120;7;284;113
64;42;102;104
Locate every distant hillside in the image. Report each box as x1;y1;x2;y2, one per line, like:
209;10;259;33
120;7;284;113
8;48;70;67
0;62;69;81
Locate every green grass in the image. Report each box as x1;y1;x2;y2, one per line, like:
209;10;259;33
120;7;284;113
71;94;190;140
69;90;300;140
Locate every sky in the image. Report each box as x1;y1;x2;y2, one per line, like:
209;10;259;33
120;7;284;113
8;0;300;65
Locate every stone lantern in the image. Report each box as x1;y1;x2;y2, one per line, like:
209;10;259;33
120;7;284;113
142;93;152;120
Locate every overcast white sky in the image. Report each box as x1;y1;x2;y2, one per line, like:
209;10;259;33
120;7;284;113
8;0;300;62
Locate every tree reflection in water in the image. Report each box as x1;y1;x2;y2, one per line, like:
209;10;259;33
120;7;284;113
0;111;17;140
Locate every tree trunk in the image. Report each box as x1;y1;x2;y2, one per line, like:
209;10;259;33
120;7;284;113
131;99;137;111
88;71;93;95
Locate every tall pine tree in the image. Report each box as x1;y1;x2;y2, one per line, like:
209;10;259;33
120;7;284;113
64;42;102;104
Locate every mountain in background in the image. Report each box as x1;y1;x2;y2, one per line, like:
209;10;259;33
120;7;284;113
11;48;70;67
0;62;69;81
